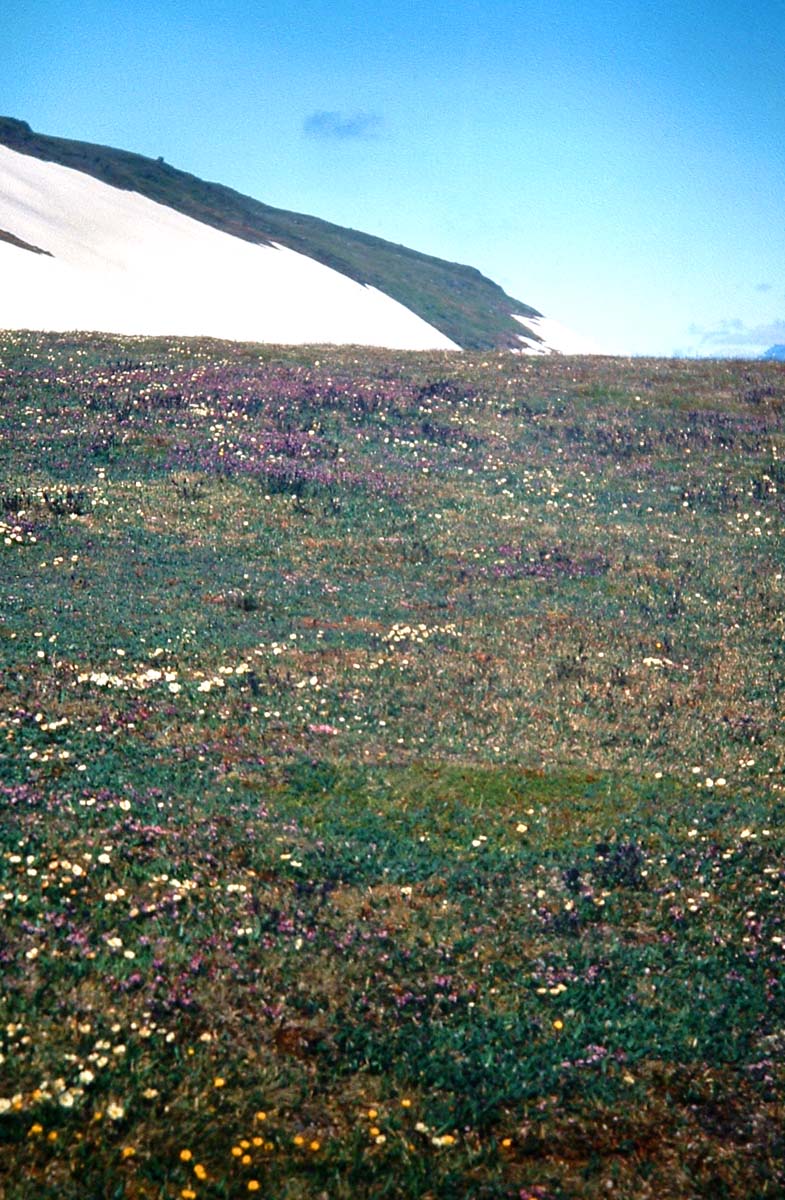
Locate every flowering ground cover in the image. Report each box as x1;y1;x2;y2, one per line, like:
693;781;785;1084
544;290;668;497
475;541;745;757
0;331;783;1198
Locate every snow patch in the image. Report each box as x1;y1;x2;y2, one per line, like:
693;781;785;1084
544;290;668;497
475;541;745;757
512;314;602;355
0;145;459;350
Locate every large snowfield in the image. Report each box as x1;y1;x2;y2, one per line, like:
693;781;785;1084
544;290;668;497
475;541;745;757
0;145;461;350
0;143;601;353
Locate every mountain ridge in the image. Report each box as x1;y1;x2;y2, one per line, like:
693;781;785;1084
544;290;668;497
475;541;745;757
0;116;547;351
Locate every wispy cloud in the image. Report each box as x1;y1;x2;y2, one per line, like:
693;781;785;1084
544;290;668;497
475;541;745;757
303;110;382;140
685;316;785;356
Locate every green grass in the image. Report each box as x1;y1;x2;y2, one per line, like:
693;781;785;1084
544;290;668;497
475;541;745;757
0;333;783;1198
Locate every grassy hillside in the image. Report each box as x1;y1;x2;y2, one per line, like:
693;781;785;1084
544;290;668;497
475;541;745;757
0;334;783;1198
0;117;542;350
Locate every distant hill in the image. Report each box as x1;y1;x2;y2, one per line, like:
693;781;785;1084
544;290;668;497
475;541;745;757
762;345;785;361
0;116;598;352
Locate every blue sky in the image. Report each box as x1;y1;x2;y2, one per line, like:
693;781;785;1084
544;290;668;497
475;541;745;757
3;0;784;355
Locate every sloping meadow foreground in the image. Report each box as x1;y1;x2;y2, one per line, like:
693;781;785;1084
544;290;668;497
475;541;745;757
0;331;783;1199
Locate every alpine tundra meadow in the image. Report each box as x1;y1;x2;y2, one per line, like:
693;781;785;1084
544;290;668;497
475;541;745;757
0;333;783;1198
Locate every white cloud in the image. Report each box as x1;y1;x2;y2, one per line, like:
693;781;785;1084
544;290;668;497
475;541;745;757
303;111;382;140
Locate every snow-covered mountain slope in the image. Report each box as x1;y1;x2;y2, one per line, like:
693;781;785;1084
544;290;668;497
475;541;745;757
0;117;599;353
0;145;459;349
